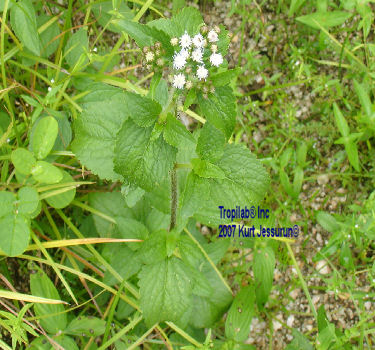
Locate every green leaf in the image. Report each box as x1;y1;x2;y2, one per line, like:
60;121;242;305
164;114;196;148
172;7;203;36
149;7;203;38
196;122;225;163
64;28;89;68
138;256;193;327
280;169;292;195
211;68;241;87
344;141;360;171
30;266;67;334
296;11;352;29
31;161;63;184
184;88;197;110
191;158;225;179
333;103;349;137
121;183;145;208
30;116;59;159
280;147;293;169
198;86;236;140
124;92;161;127
28;336;51;350
353;79;373;118
17;187;39;215
317;305;329;332
0;213;30;257
297;142;307;167
11;148;36;175
316;212;340;233
43;110;72;153
44;170;76;209
179;144;269;227
285;329;314;350
103;244;142;286
64;316;106;337
225;285;256;342
72;86;128;182
114;119;177;191
178;237;232;327
140;229;168;265
53;335;79;350
196;144;269;226
38;14;60;57
0;191;16;218
89;192;134;237
10;0;41;55
317;323;336;350
190;261;232;328
177;237;214;298
148;75;168;107
292;166;304;198
115;19;163;47
253;246;275;308
116;217;149;250
339;242;354;269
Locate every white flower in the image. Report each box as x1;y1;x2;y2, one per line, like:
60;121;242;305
179;48;189;59
50;78;54;83
48;86;52;91
145;51;154;62
170;37;178;46
173;73;186;89
209;52;223;67
191;49;203;63
207;30;219;43
180;31;192;48
93;47;98;52
173;52;187;70
196;65;208;80
192;34;205;48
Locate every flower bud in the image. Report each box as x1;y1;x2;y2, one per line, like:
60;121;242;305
186;80;193;89
170;37;178;46
210;44;218;53
145;51;154;62
214;25;221;33
200;25;208;34
143;46;149;53
185;66;192;74
154;41;161;49
157;58;164;66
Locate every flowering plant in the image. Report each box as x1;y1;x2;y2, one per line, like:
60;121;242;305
72;6;269;333
142;25;224;96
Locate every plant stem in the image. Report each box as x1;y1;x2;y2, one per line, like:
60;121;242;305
169;166;177;231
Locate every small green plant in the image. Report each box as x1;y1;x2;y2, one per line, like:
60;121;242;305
71;5;270;335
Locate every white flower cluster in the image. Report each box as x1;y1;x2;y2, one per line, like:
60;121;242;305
170;25;224;91
141;42;165;71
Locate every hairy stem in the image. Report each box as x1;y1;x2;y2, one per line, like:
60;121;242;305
169;166;177;231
